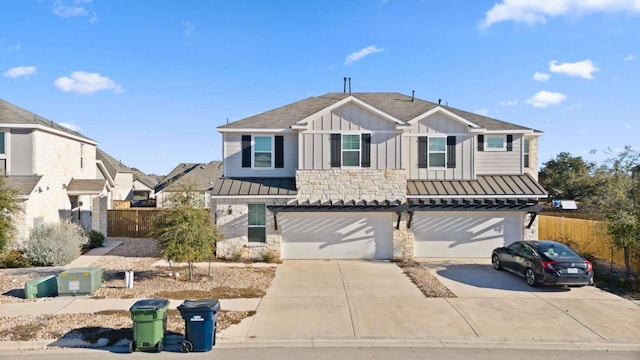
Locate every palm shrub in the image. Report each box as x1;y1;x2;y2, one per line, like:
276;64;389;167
22;220;88;266
87;230;105;249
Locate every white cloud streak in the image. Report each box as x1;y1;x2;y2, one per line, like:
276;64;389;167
624;54;638;61
533;72;551;81
500;99;519;106
526;90;567;108
53;0;97;22
345;46;384;65
481;0;640;28
3;66;37;78
54;71;123;94
549;59;599;79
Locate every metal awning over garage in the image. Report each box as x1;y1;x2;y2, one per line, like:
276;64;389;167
268;199;403;212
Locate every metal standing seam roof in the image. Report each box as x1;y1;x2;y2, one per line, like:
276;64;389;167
406;174;547;198
210;178;297;197
217;92;539;132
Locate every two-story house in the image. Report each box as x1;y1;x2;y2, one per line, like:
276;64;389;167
0;99;111;243
211;92;547;260
96;148;157;208
155;161;223;209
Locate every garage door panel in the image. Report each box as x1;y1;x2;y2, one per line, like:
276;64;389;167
414;212;523;258
280;213;392;260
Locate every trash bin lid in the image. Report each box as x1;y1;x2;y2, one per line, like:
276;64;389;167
130;298;170;311
177;299;220;312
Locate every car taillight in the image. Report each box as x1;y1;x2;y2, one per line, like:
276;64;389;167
542;260;558;271
585;260;593;272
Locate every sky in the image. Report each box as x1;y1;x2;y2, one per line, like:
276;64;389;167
1;0;639;175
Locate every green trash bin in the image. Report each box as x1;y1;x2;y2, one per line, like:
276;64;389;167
129;299;170;353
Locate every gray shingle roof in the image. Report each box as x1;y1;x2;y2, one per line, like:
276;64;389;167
211;177;296;196
155;161;223;193
96;148;132;179
66;179;108;195
407;174;547;198
0;99;96;143
2;176;42;197
218;92;537;132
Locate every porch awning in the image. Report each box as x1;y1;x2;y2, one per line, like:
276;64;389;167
66;179;108;196
268;199;403;213
2;176;42;199
407;174;547;198
211;177;296;197
406;198;544;212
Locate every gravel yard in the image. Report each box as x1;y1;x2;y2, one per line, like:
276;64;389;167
398;261;456;298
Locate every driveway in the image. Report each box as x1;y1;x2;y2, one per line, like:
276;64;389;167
222;259;640;346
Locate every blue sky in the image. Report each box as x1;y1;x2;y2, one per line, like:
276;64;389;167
1;0;638;175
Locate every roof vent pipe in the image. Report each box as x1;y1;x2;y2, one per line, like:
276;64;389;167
348;77;351;95
411;90;415;102
343;77;347;93
438;99;441;105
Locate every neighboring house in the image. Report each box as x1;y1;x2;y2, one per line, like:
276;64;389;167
96;149;157;208
0;99;111;242
212;92;547;260
155;161;223;208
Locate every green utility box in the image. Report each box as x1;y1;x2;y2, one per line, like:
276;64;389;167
129;299;170;353
24;275;58;299
57;267;104;296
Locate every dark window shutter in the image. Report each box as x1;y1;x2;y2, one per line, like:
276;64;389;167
477;135;484;151
506;135;513;151
241;135;251;168
361;134;371;168
418;136;428;168
330;134;341;167
275;135;284;168
446;136;456;168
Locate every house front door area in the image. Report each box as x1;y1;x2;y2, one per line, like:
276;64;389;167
279;212;393;260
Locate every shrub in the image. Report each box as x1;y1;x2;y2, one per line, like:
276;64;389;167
261;248;278;263
87;230;105;249
22;221;88;266
0;250;31;268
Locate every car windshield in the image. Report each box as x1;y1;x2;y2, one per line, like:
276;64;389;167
537;242;580;260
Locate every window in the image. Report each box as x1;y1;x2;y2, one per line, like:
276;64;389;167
80;143;84;169
524;139;530;168
342;134;360;167
0;132;5;155
254;136;273;168
248;204;266;242
485;135;506;151
428;137;446;168
0;132;5;175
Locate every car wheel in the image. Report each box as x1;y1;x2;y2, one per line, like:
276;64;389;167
492;254;502;270
525;268;538;287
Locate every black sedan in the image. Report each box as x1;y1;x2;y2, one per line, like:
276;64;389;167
491;240;594;287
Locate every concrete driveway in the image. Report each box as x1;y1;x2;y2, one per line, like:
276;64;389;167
221;259;640;347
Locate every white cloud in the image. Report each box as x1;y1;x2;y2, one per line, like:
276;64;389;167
526;90;567;108
474;108;489;116
345;46;384;65
481;0;640;28
54;71;123;94
500;99;519;106
53;0;97;22
624;54;638;61
549;59;599;79
3;66;37;78
533;72;551;81
58;122;81;132
6;43;22;52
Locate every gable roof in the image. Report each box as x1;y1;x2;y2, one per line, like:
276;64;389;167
2;176;43;198
0;99;97;144
155;161;223;193
218;92;539;133
96;148;132;179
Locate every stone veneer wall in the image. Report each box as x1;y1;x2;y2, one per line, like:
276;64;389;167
525;137;540;181
214;199;283;261
524;214;539;240
393;215;413;260
295;169;406;201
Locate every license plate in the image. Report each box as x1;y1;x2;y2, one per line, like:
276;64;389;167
567;268;578;274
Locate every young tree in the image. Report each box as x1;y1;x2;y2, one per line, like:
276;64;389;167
0;177;19;253
539;152;598;203
150;184;221;281
596;146;640;277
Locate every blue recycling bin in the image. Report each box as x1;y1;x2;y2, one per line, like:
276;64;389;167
178;299;220;352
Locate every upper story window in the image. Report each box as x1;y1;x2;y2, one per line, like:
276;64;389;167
477;134;513;152
524;139;530;168
254;136;273;168
80;143;84;169
342;134;360;167
428;137;446;168
241;135;284;169
330;133;371;168
418;136;456;169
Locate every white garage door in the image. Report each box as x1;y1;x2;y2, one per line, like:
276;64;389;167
280;212;393;260
413;211;523;258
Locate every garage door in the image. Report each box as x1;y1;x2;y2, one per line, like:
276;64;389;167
280;212;393;259
413;212;523;258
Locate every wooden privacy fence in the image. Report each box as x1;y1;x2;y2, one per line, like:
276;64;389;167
539;215;640;271
108;209;163;238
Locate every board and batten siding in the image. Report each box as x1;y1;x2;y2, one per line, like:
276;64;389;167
404;112;474;180
475;134;522;175
223;132;298;178
300;103;402;170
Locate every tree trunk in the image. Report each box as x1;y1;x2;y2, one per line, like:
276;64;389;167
188;262;194;281
624;247;631;278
